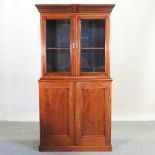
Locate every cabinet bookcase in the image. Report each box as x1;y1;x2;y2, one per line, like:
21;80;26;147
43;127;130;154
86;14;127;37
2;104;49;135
36;4;115;151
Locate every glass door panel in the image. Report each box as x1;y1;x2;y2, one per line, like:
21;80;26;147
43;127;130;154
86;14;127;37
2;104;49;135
80;19;105;73
46;20;71;73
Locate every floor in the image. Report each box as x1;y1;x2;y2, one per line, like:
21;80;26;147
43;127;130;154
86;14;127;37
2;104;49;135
0;122;155;155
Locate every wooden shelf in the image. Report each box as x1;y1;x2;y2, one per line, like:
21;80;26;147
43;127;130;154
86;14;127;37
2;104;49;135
81;47;104;50
47;47;104;50
47;48;70;50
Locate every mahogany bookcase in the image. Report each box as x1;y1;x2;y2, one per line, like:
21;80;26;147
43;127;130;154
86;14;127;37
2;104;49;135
36;4;115;151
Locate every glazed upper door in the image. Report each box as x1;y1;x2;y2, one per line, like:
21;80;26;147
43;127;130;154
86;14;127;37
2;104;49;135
76;15;109;77
41;15;75;76
41;15;109;78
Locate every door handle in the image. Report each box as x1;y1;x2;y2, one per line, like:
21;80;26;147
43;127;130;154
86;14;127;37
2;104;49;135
72;43;79;49
75;43;78;48
73;43;76;49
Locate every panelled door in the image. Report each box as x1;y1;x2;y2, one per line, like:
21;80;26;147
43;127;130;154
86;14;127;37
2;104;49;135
76;82;111;146
39;82;75;145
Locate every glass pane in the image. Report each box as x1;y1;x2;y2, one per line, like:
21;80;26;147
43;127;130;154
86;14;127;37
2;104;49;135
81;50;104;72
46;20;70;73
47;50;70;72
46;20;70;48
80;19;105;72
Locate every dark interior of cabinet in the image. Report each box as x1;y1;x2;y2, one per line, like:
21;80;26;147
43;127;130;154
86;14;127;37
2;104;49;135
45;19;106;73
80;19;105;72
46;20;71;72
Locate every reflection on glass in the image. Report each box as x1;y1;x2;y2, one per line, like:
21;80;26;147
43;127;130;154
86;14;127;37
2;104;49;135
46;20;70;73
81;50;104;72
80;19;105;72
47;50;70;72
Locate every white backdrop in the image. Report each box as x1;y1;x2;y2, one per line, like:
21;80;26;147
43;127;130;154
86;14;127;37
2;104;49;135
0;0;155;121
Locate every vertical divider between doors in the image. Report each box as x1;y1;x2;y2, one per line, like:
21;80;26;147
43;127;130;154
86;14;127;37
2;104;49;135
74;15;77;145
74;81;77;145
71;15;75;76
75;81;81;145
76;16;80;76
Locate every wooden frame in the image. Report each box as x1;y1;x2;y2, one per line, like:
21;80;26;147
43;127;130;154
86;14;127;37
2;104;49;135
40;14;75;77
76;15;110;78
40;13;111;79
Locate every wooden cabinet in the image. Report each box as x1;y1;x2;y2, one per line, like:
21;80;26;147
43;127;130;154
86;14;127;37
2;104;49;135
36;4;114;151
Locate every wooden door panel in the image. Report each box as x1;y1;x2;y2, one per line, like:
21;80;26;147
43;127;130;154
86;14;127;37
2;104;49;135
39;81;74;146
82;88;105;136
45;88;69;135
76;82;111;146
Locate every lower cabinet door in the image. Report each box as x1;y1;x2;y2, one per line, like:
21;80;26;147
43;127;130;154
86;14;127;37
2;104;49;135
76;81;111;146
39;81;75;146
